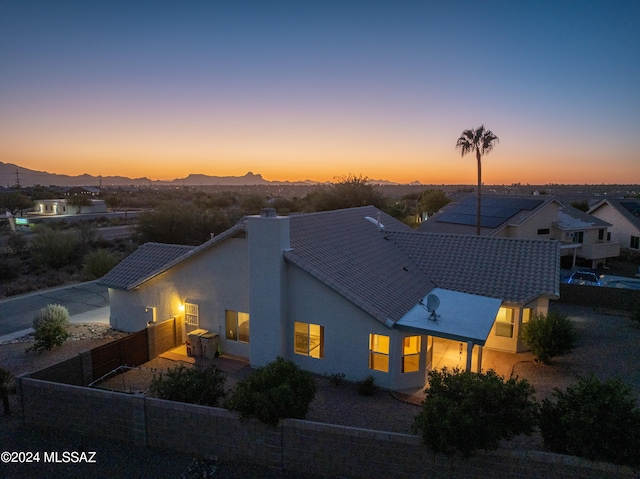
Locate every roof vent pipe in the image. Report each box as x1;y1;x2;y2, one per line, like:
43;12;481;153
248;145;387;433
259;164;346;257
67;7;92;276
260;208;277;218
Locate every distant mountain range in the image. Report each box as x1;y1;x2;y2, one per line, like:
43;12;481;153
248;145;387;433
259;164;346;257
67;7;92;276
0;162;419;187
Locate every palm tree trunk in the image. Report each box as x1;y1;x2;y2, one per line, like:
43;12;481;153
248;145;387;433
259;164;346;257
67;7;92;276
476;148;482;236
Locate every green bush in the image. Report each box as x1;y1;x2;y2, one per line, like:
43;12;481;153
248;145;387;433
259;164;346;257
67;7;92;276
83;249;119;279
225;357;316;426
540;375;640;467
27;304;70;353
29;226;80;269
411;367;539;457
520;311;577;364
150;364;226;407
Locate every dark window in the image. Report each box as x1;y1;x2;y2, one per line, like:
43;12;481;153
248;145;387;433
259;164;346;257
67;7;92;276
598;229;605;240
537;228;550;235
631;236;640;250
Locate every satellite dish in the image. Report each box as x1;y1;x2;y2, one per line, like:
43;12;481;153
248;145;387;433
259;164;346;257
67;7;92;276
425;294;440;322
426;294;440;313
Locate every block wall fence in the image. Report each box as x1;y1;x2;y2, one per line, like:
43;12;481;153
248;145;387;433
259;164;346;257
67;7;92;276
17;376;635;479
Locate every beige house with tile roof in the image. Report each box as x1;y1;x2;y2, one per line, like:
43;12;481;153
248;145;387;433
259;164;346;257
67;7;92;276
588;198;640;252
99;206;560;392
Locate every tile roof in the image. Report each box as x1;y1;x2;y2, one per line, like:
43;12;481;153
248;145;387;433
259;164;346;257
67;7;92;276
386;230;560;305
589;198;640;230
418;194;556;235
98;242;195;290
285;206;437;325
99;221;247;290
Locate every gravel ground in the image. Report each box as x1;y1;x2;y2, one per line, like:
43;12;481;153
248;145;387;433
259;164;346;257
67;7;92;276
2;303;639;478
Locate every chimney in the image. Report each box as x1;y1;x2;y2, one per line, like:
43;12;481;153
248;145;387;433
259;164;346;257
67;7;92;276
247;210;290;367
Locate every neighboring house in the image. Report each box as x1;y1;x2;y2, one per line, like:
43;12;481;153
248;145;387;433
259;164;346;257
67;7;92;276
588;198;640;252
33;198;107;215
553;205;620;268
99;206;559;392
419;194;619;267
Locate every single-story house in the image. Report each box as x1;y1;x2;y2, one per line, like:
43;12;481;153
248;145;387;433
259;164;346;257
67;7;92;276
419;194;619;267
99;206;559;392
588;198;640;252
33;198;107;216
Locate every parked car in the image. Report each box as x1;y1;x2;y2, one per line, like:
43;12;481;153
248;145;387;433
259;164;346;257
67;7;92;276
567;271;601;286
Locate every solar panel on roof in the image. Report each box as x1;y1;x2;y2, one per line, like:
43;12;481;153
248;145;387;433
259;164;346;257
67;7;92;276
436;196;544;228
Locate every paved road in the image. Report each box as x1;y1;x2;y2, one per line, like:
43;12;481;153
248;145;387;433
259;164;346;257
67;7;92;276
0;281;109;337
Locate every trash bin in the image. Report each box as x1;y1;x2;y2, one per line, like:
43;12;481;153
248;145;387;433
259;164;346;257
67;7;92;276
187;329;208;357
201;333;219;360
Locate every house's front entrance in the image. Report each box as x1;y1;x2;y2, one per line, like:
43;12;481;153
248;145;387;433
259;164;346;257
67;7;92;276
426;337;481;372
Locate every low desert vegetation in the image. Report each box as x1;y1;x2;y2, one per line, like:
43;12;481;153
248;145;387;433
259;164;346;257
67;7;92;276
149;364;226;407
519;311;577;364
225;357;316;426
411;367;538;458
26;304;70;353
539;375;640;467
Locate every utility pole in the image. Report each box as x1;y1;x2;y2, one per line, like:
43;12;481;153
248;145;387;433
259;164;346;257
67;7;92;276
15;168;21;189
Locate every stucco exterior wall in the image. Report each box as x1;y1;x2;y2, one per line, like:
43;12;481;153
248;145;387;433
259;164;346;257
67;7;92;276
285;265;425;391
590;204;640;250
108;237;250;357
499;202;560;239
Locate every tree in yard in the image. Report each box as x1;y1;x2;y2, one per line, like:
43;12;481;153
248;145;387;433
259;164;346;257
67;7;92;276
66;195;92;214
456;126;499;235
411;367;538;458
225;357;316;426
0;368;14;416
150;364;226;407
539;375;640;467
418;189;451;220
83;249;119;279
519;311;577;364
26;304;70;353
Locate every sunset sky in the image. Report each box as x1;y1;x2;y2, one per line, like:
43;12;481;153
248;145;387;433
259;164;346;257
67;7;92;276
1;1;639;185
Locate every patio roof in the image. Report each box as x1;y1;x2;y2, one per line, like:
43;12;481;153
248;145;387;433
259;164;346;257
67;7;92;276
395;288;502;345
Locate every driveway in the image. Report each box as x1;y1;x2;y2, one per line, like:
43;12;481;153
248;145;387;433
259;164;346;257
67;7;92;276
0;281;109;339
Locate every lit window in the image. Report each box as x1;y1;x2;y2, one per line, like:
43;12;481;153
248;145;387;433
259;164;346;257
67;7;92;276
226;310;250;343
294;322;324;359
184;303;199;333
522;308;532;324
369;334;389;372
402;336;421;373
495;307;514;337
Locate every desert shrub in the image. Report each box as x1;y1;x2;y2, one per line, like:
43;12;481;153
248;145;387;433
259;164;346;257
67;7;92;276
150;364;226;407
29;226;80;269
0;256;20;282
357;375;377;396
225;357;316;426
520;311;577;364
540;375;640;467
27;304;70;352
412;367;538;457
7;232;28;256
83;249;119;279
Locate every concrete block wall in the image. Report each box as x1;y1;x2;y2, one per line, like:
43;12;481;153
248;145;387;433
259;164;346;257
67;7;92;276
17;376;638;479
558;283;640;310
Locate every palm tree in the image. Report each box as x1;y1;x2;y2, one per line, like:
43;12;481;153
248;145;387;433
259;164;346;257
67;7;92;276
456;125;499;235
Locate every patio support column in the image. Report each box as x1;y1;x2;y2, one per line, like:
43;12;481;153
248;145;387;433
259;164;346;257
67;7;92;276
475;345;483;373
465;341;474;371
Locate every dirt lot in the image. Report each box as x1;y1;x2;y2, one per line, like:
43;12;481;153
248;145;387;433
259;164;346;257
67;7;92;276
1;303;639;478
